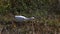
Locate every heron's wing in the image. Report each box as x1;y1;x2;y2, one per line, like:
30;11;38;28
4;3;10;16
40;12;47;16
15;16;27;18
15;17;25;22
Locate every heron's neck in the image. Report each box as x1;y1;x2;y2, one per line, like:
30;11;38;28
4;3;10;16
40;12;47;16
25;18;32;21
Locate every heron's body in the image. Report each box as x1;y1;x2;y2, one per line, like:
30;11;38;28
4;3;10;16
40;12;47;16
15;16;34;22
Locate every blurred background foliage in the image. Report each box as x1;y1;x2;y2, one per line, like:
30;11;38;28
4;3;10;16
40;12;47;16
0;0;60;34
0;0;60;24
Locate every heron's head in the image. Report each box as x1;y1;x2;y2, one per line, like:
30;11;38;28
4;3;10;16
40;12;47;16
30;17;35;19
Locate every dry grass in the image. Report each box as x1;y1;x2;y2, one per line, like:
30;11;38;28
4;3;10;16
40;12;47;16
0;14;60;34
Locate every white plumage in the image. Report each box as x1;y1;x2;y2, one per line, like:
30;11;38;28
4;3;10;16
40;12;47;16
15;15;34;22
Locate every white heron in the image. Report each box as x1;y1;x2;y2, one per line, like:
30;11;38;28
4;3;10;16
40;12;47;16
15;15;35;22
